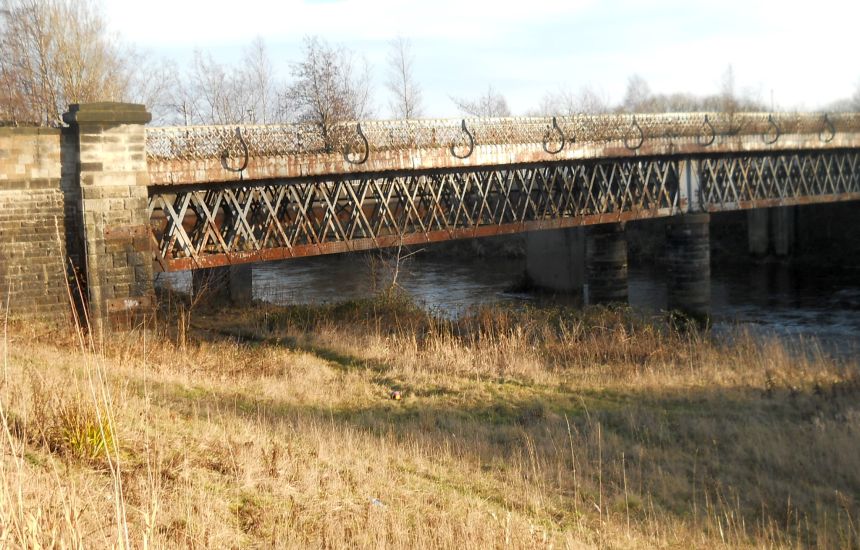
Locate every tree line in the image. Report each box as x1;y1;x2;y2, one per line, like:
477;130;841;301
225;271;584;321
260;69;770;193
2;0;859;128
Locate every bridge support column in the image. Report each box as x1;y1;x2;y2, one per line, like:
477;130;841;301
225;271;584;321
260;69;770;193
747;209;769;256
666;214;710;319
191;265;253;305
525;228;586;298
748;207;796;257
772;206;795;257
586;223;628;305
62;103;154;337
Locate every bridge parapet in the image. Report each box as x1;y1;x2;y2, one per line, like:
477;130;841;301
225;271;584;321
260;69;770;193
146;112;860;185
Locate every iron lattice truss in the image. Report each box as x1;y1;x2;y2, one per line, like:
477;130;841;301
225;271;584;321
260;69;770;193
148;150;860;271
149;158;681;271
699;150;860;209
145;112;860;162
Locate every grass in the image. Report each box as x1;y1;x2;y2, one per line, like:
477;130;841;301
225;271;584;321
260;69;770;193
0;290;858;548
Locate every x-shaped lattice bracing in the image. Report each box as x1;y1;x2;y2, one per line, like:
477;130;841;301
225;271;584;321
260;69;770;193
699;151;860;210
149;151;860;271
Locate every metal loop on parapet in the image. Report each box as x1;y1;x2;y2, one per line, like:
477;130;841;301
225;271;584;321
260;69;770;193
220;127;249;173
819;113;836;143
762;114;781;145
696;115;716;147
343;123;370;165
624;116;644;150
542;116;566;154
450;119;475;159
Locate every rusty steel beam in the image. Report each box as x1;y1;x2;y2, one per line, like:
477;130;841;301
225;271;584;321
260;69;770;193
159;208;678;271
147;149;860;272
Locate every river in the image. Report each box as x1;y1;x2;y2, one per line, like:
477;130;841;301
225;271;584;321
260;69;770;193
157;253;860;357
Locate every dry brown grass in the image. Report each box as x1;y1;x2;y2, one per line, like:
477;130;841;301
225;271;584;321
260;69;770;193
1;294;858;548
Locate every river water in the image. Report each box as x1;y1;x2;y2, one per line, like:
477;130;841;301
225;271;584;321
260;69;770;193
157;253;860;357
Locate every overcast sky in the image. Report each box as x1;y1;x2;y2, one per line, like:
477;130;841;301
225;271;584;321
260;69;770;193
101;0;859;118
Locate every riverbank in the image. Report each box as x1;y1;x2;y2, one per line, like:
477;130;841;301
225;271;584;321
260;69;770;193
1;295;858;547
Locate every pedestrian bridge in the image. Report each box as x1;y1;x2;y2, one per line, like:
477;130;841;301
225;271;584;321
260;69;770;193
144;112;860;272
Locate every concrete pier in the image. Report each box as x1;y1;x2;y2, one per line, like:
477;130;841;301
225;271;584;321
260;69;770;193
586;223;628;304
666;213;711;318
525;227;586;298
191;264;253;304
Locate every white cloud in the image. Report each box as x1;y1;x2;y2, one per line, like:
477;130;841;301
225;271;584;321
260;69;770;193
102;0;860;116
104;0;596;45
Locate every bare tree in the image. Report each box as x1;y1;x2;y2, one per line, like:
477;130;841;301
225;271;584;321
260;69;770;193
162;69;199;126
849;80;860;111
386;36;423;119
243;37;277;124
537;86;610;115
451;85;511;117
156;37;282;126
616;72;765;114
718;65;738;114
0;0;132;125
621;74;653;112
286;36;373;150
186;50;254;125
128;54;180;125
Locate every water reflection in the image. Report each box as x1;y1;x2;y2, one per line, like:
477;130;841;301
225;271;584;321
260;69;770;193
157;253;860;356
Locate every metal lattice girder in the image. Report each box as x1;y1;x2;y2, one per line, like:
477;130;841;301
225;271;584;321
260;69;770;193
149;158;681;271
699;150;860;210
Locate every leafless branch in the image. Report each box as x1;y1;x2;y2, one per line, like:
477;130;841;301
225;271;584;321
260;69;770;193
386;36;423;120
451;85;510;118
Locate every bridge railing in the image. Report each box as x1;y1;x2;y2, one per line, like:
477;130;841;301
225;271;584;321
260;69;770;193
145;112;860;163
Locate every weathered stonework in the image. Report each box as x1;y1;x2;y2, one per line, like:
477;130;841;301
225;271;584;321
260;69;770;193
666;213;711;318
0;127;72;321
586;223;629;305
525;227;586;299
62;103;154;334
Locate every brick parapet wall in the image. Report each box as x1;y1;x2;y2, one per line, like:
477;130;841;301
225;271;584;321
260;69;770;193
0;128;73;321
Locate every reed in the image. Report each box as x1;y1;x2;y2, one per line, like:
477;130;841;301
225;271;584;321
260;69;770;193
0;291;857;548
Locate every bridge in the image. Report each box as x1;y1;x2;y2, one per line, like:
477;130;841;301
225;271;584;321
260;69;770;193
144;112;860;271
1;103;859;333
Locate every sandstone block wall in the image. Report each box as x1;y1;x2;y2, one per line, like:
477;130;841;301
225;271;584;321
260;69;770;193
0;128;72;320
0;103;155;330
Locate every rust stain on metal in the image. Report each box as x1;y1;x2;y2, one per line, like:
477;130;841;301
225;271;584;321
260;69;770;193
145;135;860;272
104;224;150;241
146;112;860;186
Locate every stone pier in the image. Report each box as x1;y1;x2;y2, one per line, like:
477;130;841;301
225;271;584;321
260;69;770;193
747;207;796;257
666;213;711;318
524;224;630;305
771;207;795;257
747;209;769;256
525;227;586;299
586;223;628;304
62;103;155;335
191;265;253;304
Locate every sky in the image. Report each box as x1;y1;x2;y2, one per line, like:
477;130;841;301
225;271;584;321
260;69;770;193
100;0;859;118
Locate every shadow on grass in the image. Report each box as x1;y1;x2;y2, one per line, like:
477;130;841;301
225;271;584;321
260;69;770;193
141;295;860;544
123;327;860;546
